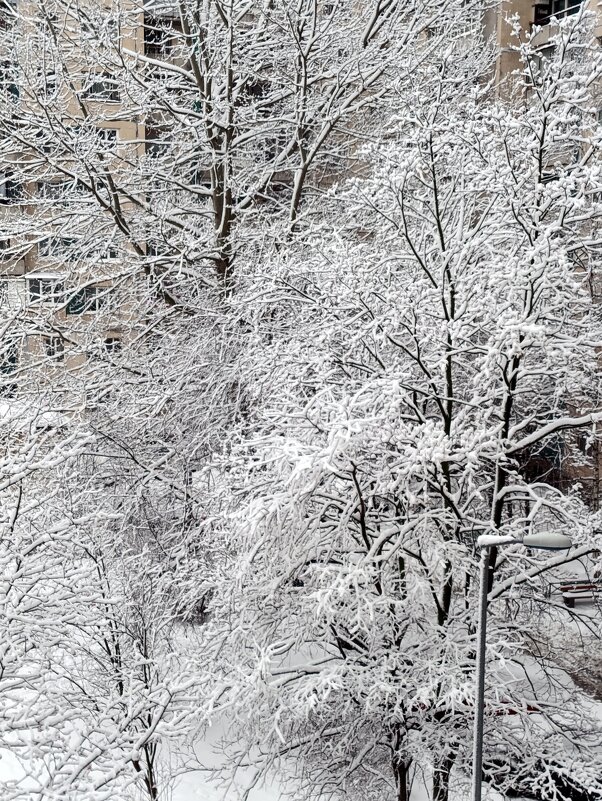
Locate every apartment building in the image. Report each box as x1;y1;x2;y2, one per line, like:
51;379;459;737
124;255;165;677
0;0;146;398
485;0;602;87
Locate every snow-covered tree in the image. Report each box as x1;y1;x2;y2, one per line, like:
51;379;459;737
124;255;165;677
4;1;602;800
205;10;602;801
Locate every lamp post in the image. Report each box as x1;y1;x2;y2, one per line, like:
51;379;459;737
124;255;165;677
471;531;573;801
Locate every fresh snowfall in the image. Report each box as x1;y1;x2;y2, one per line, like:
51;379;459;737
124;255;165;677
1;1;602;801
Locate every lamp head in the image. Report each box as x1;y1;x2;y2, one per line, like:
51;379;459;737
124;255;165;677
521;532;573;551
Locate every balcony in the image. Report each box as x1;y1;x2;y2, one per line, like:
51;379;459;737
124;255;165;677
534;0;584;26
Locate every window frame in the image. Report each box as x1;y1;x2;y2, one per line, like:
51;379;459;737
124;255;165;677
28;275;64;303
0;171;22;204
0;341;17;375
104;336;121;354
65;285;106;315
38;236;78;260
82;74;120;103
535;0;583;25
96;127;119;150
43;334;64;360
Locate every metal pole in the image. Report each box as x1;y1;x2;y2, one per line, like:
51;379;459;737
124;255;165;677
471;545;490;801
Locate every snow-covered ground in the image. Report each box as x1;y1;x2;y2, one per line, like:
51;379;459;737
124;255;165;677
168;724;281;801
2;568;600;801
172;770;282;801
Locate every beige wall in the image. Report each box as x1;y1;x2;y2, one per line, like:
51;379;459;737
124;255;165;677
483;2;602;96
483;1;534;95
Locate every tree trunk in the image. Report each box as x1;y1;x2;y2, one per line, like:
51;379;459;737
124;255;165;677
432;753;455;801
392;755;410;801
132;746;159;801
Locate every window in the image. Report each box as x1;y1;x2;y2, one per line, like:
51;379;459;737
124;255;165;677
28;276;64;302
190;167;210;187
100;244;118;260
0;172;22;204
96;127;118;149
145;19;171;58
551;0;582;16
0;240;17;264
38;237;78;260
39;179;89;202
147;239;169;257
243;79;270;101
66;286;106;315
38;181;62;200
83;74;119;102
536;45;555;63
0;0;17;29
32;129;55;155
534;0;583;25
40;68;57;98
530;45;555;83
0;342;17;374
104;336;121;354
146;125;170;156
43;335;64;360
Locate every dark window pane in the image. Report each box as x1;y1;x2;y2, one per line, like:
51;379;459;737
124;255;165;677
104;337;121;353
29;277;63;301
66;288;88;314
44;335;64;359
83;75;119;101
0;342;17;374
66;286;105;314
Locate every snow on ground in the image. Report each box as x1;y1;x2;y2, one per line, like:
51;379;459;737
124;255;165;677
169;762;505;801
0;721;545;801
171;769;282;801
166;720;288;801
2;560;601;801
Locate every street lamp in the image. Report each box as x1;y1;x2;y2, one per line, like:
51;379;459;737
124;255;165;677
471;531;573;801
